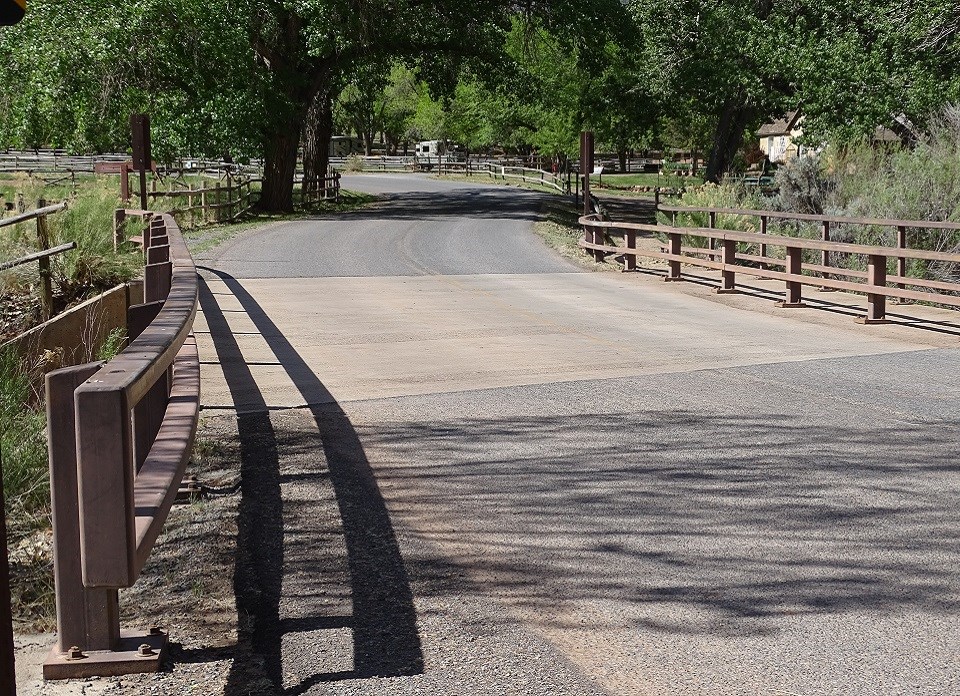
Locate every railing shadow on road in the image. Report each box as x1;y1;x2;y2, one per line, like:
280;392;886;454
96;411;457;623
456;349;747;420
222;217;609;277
340;405;960;640
197;267;424;694
631;268;960;337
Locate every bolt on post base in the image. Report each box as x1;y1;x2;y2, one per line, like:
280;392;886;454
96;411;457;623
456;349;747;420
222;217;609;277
43;628;167;680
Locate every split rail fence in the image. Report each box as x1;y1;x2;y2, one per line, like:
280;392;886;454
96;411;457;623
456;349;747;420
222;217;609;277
144;172;340;227
579;203;960;323
0;202;72;321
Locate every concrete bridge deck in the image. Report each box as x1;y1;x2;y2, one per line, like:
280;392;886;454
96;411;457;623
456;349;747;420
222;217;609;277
186;176;960;694
140;175;960;694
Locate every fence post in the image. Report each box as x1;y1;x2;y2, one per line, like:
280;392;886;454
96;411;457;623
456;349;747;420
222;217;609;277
215;182;221;223
820;220;834;290
718;238;737;293
201;187;208;224
36;198;53;321
623;230;636;272
780;246;804;307
665;231;682;281
860;253;888;323
44;363;120;669
896;225;906;293
759;215;768;268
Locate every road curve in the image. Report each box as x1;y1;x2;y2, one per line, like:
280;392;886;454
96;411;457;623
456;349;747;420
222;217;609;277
195;174;960;695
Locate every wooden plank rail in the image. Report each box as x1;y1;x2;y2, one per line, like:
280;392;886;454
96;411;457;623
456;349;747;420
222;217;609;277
0;242;75;271
42;211;199;679
580;213;960;323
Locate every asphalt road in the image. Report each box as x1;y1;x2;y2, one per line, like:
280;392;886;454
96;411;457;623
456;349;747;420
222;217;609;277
196;174;960;695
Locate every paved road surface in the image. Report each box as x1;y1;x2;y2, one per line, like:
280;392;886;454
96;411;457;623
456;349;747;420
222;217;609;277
196;174;960;695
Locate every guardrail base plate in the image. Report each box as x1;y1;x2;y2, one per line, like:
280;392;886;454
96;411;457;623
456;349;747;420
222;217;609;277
43;629;167;680
777;301;805;308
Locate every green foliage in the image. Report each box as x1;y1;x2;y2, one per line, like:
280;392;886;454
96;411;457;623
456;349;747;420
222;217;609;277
51;185;141;302
661;183;764;233
0;347;48;533
96;327;127;361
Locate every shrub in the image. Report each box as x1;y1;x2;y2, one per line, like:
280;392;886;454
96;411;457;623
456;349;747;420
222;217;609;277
344;154;365;172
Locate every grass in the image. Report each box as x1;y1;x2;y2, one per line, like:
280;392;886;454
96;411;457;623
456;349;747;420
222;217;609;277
0;345;53;629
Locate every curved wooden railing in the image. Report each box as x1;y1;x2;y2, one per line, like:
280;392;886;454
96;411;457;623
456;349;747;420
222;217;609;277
580;205;960;323
43;212;199;678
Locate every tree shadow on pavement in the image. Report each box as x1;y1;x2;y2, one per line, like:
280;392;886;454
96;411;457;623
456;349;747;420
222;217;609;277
198;268;423;695
348;404;960;639
321;187;548;222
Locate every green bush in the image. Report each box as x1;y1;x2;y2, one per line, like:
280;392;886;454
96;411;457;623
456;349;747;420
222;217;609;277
52;185;141;302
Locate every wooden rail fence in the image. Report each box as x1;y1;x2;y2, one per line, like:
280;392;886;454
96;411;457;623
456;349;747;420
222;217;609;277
579;203;960;323
0;201;71;321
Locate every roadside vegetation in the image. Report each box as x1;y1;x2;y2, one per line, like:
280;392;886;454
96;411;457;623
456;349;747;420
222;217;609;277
662;108;960;284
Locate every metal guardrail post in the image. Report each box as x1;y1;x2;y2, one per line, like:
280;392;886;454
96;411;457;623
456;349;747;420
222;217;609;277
781;246;804;307
665;232;682;281
719;238;737;293
820;220;834;290
759;214;768;267
623;231;636;272
861;254;887;323
45;363;120;663
896;225;906;292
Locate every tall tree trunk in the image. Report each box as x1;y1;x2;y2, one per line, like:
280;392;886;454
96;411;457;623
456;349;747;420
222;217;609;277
302;90;334;198
617;147;627;173
705;98;753;183
260;119;302;213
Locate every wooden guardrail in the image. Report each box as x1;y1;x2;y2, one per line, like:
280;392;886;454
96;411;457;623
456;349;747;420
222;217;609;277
579;205;960;323
42;212;199;679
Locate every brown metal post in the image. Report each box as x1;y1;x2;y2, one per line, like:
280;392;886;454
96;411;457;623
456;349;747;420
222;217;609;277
35;199;53;320
780;246;803;307
624;231;636;272
708;210;717;251
820;220;833;290
0;450;16;696
665;232;682;281
75;384;136;593
718;238;737;293
863;253;887;323
45;364;120;661
896;225;906;291
759;215;768;267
